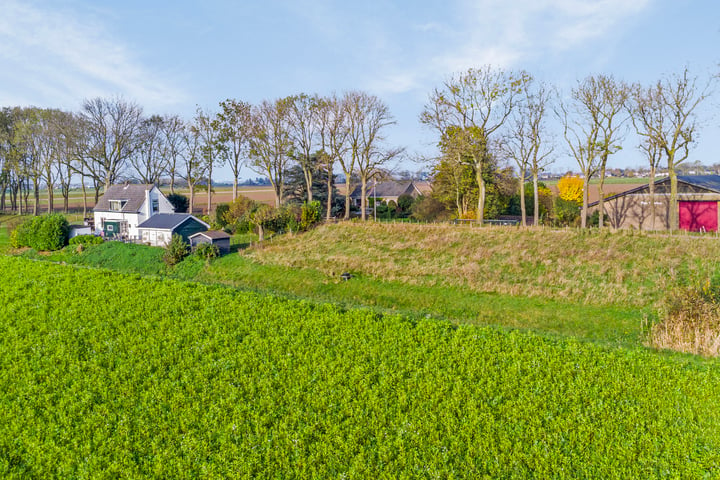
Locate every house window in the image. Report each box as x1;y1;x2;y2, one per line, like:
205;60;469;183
152;199;159;213
110;200;127;212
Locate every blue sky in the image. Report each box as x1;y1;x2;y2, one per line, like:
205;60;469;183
0;0;717;181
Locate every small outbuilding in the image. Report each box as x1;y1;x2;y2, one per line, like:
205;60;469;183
189;230;232;255
137;214;209;247
591;175;720;231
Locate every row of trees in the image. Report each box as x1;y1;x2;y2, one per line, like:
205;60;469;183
422;65;715;229
1;66;713;228
0;92;402;219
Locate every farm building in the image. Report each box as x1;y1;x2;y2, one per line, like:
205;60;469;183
137;214;209;247
93;184;174;239
349;180;431;207
189;230;232;254
591;175;720;231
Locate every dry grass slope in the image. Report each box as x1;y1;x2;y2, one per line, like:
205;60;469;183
248;222;720;308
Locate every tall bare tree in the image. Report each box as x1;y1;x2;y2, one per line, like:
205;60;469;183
179;124;207;214
217;99;253;200
79;97;143;198
249;98;292;208
345;91;403;220
192;107;223;214
287;93;322;203
131;114;168;185
630;68;713;230
317;94;349;220
504;81;555;226
421;66;529;224
162;115;185;194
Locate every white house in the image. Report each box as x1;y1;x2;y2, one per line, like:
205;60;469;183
93;184;174;239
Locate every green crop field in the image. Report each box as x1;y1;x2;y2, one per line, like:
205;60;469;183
1;256;720;477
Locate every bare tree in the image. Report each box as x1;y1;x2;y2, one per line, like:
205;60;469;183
178;124;207;214
192;107;223;214
317;94;349;220
131;115;168;185
79;97;143;198
249;98;292;208
630;68;714;230
162;115;185;194
287;93;322;203
421;66;529;224
217;99;253;200
558;79;604;228
503;81;555;226
345;91;403;220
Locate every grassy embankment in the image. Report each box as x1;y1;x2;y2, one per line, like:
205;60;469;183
2;256;720;477
28;222;720;350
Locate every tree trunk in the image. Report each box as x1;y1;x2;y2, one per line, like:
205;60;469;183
189;184;195;215
581;175;590;228
47;183;54;214
597;157;607;228
519;169;526;227
326;173;333;221
533;173;540;227
233;177;238;201
360;178;367;221
648;166;656;231
669;164;678;231
257;223;264;242
82;180;88;219
474;161;485;225
304;168;313;203
207;165;213;215
343;172;352;220
33;179;40;216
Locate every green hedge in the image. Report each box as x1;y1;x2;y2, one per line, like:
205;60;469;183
10;214;69;251
68;234;104;246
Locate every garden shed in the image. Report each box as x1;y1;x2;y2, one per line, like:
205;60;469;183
591;175;720;231
189;230;232;255
137;214;209;247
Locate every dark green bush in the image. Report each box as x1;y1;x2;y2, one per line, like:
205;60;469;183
69;235;104;246
215;203;230;228
163;234;189;266
552;197;581;227
167;193;189;213
11;214;69;251
300;201;322;231
193;242;220;260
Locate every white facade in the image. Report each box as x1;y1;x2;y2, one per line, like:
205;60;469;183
94;185;174;239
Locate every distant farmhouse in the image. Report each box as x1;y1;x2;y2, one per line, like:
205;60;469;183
93;184;174;239
591;175;720;231
349;180;431;207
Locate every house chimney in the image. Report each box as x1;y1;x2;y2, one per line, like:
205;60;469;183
145;187;152;218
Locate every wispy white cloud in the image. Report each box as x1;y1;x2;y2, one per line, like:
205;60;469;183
0;0;186;109
364;0;652;96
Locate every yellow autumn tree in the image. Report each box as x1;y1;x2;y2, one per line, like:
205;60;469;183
557;175;584;204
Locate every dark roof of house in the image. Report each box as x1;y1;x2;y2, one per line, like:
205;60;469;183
588;175;720;207
137;214;208;230
350;180;419;198
189;230;231;240
93;184;155;213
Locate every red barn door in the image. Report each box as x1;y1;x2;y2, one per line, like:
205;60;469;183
679;201;718;232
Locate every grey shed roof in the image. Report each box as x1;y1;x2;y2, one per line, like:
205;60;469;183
93;184;155;213
350;180;417;198
676;175;720;193
588;175;720;207
137;214;208;230
189;230;231;240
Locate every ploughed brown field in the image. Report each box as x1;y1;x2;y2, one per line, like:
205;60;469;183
13;186;278;215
